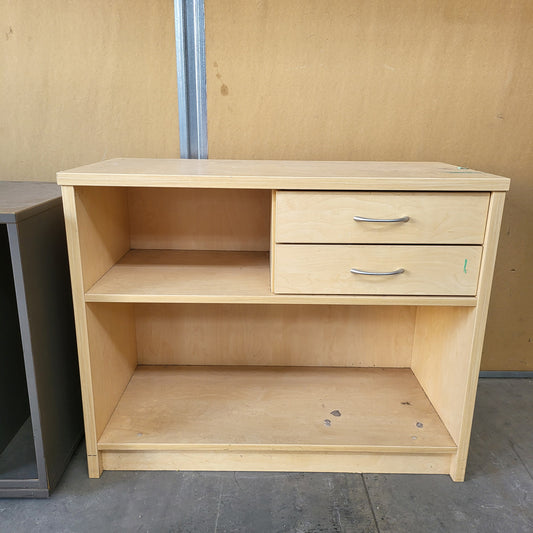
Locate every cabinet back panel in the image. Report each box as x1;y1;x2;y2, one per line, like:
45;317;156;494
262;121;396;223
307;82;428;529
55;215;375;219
135;304;415;367
128;188;271;251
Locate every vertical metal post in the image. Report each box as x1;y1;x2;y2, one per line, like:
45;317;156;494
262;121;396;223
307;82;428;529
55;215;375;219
174;0;208;159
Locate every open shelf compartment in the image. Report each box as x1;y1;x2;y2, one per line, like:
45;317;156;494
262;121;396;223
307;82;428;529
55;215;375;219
73;186;476;306
84;299;470;474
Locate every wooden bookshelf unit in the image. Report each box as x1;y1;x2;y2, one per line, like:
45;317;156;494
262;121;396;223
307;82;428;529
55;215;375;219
58;159;509;481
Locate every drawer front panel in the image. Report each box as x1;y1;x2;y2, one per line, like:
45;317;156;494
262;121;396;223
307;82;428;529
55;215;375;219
274;245;482;296
275;192;489;244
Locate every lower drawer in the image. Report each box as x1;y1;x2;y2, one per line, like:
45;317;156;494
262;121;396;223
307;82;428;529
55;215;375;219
274;245;482;296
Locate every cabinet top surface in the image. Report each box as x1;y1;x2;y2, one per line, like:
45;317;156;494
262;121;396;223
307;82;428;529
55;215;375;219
56;158;510;191
0;181;61;223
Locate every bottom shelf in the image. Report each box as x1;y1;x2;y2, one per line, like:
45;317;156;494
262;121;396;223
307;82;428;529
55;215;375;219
98;366;456;465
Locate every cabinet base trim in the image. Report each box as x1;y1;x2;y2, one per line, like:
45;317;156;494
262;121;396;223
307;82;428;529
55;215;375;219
100;450;452;475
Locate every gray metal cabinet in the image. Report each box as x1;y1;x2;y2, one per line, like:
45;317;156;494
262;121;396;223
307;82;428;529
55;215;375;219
0;182;82;497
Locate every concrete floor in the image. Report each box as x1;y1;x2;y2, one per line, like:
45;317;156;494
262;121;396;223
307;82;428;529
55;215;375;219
1;378;532;533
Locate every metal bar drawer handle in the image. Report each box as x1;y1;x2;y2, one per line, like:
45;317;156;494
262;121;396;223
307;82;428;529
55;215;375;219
350;268;405;276
353;215;410;223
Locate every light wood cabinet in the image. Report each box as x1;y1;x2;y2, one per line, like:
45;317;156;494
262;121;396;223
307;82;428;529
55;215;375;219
58;159;509;481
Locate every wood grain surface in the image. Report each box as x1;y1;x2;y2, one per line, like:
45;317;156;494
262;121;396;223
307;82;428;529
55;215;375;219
204;0;533;370
98;366;456;453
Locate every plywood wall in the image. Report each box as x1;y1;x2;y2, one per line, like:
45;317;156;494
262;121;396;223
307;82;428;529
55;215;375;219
205;0;533;371
0;0;179;181
2;1;531;371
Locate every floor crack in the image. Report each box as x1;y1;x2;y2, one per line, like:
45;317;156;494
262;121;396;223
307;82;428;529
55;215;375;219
509;439;533;481
233;471;242;491
213;477;224;533
362;474;381;533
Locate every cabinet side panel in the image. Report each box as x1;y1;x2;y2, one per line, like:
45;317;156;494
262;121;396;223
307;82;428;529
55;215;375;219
62;186;132;477
136;304;415;367
449;192;506;480
86;303;137;440
61;186;99;474
75;187;130;289
128;188;271;251
411;307;475;444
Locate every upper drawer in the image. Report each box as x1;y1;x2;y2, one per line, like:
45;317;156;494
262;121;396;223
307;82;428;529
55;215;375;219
275;192;489;244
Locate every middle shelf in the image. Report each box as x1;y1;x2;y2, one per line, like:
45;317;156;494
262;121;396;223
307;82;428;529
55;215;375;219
86;249;271;303
85;249;477;306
